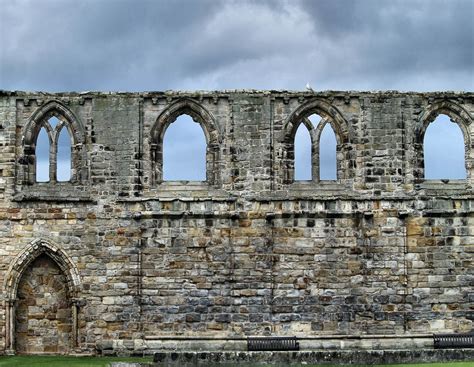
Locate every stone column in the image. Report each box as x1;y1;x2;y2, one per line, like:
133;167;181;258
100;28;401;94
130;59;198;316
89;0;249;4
150;143;159;184
71;298;80;350
5;298;16;355
207;143;219;186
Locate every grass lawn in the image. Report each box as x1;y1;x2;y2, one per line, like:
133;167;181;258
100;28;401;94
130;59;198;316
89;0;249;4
379;364;474;367
0;356;473;367
0;356;153;367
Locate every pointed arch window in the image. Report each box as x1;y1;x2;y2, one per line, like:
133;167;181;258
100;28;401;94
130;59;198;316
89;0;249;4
294;123;312;180
33;115;73;183
22;101;87;185
415;101;472;184
57;126;72;182
35;127;50;182
423;114;467;180
319;122;337;180
150;99;220;186
292;113;340;182
162;114;207;181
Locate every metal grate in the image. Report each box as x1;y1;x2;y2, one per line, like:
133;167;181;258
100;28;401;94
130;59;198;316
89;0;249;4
434;332;474;349
247;336;300;351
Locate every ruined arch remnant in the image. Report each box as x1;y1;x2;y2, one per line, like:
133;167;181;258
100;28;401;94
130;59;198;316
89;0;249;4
4;239;81;354
0;90;473;355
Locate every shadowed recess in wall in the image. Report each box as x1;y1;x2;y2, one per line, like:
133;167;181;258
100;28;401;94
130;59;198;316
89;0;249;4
15;254;71;354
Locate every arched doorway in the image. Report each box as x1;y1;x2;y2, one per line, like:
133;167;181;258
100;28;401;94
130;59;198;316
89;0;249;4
4;240;81;355
15;254;72;354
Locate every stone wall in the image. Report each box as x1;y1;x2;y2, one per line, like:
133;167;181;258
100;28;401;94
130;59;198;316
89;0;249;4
0;90;472;355
16;255;71;354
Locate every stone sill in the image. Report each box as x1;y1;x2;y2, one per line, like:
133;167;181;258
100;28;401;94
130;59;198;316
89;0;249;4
143;333;432;340
256;181;354;201
129;209;375;220
290;180;343;188
139;181;232;201
13;184;93;202
118;196;237;203
416;180;471;191
157;181;209;189
287;181;349;196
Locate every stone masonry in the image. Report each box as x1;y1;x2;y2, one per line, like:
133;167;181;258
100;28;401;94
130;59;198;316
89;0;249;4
0;90;472;355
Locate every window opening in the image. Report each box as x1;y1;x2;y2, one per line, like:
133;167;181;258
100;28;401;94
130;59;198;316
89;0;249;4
320;123;337;180
57;127;72;182
35;128;50;182
308;113;322;128
48;116;60;129
294;123;312;180
163;114;207;181
424;114;466;179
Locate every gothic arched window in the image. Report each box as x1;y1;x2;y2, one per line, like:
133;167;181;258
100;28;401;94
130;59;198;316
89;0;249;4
415;101;472;183
22;101;87;185
423;114;466;179
162;114;207;181
150;99;220;185
287;108;344;183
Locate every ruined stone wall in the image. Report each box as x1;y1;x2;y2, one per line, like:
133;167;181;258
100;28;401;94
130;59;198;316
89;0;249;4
0;90;472;355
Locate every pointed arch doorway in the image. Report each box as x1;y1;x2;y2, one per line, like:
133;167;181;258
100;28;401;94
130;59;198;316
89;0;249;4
4;240;81;355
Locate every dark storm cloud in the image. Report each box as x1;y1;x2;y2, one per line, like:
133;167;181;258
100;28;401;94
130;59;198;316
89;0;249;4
299;0;474;89
1;0;221;90
1;0;472;91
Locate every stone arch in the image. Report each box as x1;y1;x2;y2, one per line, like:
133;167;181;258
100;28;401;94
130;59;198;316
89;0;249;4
5;239;81;300
24;100;85;147
3;239;81;354
282;99;349;183
414;99;473;181
21;100;87;184
150;98;221;185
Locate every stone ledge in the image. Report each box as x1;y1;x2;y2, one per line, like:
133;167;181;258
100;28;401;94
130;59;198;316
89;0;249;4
151;349;474;366
99;337;435;356
3;90;473;98
12;188;94;202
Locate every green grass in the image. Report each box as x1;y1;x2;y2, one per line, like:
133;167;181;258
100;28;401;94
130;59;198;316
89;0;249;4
0;357;472;367
0;356;152;367
304;364;472;367
363;364;474;367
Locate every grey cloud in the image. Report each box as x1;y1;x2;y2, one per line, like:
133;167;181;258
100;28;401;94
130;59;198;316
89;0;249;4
1;0;472;92
299;0;474;88
1;0;220;91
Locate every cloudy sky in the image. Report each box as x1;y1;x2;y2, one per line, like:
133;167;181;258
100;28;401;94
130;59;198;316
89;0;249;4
1;0;473;180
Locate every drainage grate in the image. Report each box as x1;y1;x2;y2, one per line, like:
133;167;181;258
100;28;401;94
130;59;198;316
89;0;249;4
434;332;474;348
247;336;300;351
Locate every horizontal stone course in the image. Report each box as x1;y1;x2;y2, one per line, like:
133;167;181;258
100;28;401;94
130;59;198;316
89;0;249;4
150;349;474;366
